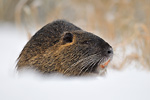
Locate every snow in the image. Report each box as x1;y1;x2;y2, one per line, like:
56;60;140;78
0;24;150;100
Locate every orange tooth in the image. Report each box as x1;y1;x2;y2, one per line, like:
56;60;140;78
100;60;110;68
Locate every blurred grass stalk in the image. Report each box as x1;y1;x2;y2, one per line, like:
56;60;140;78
0;0;150;70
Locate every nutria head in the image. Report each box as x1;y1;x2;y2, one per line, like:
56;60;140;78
17;20;113;76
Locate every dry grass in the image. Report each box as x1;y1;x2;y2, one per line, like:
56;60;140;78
0;0;150;70
0;0;20;22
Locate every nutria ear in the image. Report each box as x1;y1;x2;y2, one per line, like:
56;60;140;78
63;33;73;43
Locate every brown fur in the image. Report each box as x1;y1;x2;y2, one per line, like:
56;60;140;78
17;20;113;76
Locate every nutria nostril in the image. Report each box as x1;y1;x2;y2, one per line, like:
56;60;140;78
107;50;112;54
107;47;113;55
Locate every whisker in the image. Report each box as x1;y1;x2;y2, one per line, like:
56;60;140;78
71;56;99;75
63;54;97;75
80;62;96;75
77;60;95;75
89;59;100;73
63;53;107;75
70;59;94;75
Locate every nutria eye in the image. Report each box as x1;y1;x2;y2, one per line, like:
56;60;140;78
63;33;73;43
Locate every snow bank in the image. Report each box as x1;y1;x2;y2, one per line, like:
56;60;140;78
0;24;150;100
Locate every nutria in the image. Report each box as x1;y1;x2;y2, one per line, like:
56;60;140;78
17;20;113;76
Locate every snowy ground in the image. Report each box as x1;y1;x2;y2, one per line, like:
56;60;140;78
0;24;150;100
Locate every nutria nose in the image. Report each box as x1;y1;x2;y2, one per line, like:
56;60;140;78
107;47;113;56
